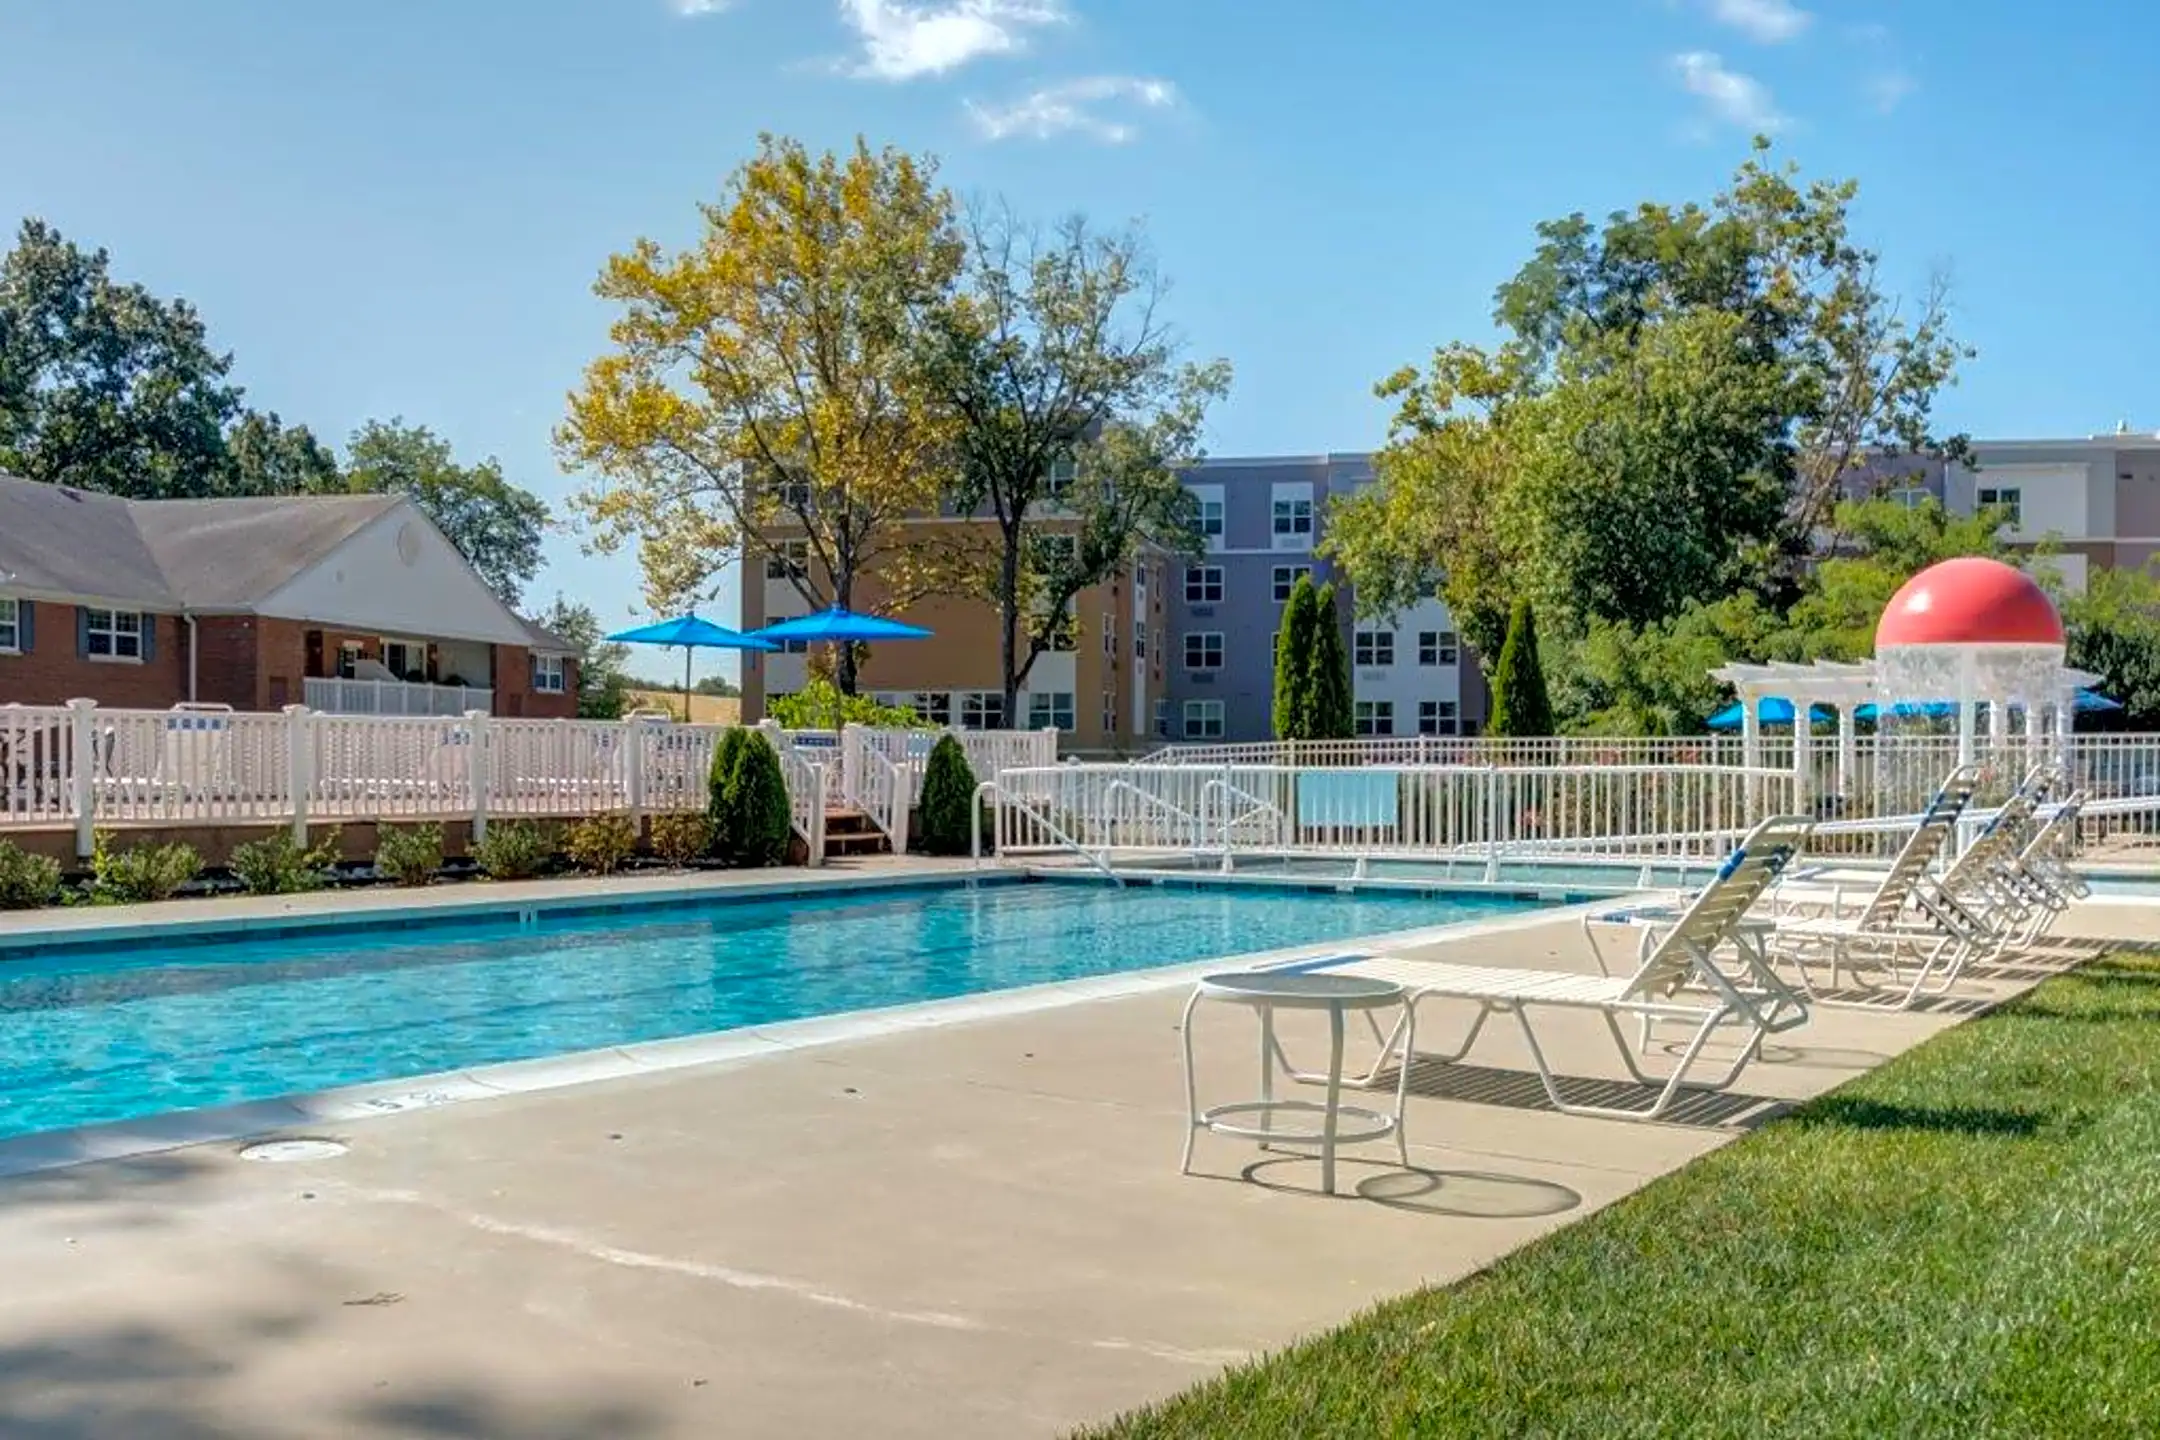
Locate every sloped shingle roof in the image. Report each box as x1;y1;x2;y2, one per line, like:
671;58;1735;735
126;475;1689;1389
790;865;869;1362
0;473;397;611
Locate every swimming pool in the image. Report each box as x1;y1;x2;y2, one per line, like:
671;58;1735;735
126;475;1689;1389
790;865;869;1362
0;877;1548;1142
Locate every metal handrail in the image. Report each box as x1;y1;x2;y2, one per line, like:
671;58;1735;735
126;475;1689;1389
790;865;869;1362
972;779;1122;885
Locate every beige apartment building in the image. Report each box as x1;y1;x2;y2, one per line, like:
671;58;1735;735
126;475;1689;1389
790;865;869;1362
738;517;1174;754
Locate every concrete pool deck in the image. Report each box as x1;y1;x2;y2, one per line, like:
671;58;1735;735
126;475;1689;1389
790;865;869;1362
0;886;2151;1438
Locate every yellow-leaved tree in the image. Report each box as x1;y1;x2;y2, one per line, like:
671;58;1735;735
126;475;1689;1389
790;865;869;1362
558;135;964;693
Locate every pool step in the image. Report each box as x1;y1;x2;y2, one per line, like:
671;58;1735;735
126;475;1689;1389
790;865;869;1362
822;807;893;859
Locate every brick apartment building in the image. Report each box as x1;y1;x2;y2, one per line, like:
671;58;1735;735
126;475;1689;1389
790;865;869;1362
0;474;577;717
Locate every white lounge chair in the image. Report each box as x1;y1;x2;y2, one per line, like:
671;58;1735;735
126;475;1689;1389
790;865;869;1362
1770;770;2061;1008
1286;815;1815;1123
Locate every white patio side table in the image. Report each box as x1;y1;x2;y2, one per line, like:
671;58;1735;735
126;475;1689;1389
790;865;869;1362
1180;971;1413;1195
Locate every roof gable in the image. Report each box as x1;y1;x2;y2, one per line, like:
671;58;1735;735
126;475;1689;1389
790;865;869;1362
254;506;539;646
130;494;400;608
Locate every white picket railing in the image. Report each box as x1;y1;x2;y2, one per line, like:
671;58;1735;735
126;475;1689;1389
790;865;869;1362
2;702;1061;861
302;677;494;717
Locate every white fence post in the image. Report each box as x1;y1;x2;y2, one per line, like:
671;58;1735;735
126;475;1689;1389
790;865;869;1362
284;704;313;842
465;708;491;843
625;716;648;824
67;698;97;858
1481;764;1500;882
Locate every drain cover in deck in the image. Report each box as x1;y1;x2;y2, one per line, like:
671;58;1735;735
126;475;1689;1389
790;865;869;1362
239;1138;349;1163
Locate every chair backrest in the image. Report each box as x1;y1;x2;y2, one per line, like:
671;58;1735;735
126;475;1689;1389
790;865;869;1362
1625;815;1815;1000
1859;765;1980;928
2015;794;2086;871
1936;781;2047;894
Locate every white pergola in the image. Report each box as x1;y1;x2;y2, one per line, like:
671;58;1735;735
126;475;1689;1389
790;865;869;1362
1710;658;2098;804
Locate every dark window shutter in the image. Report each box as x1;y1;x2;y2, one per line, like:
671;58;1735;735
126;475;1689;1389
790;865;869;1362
76;607;90;658
139;613;156;662
16;600;31;653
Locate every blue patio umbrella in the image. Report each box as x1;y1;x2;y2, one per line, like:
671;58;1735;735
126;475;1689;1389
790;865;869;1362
1706;698;1831;731
744;606;935;729
1856;691;2123;724
605;614;775;717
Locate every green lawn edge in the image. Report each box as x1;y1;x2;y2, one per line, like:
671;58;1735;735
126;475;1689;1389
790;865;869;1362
1082;950;2160;1440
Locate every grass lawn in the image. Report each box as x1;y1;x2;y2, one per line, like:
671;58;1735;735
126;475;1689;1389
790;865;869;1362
1085;951;2160;1439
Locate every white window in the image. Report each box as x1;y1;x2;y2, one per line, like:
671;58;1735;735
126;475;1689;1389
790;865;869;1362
1889;485;1931;510
85;608;147;662
1154;698;1170;738
1133;619;1147;660
960;692;1007;730
1183;699;1225;740
1272;497;1313;538
1045;454;1078;500
914;691;953;726
1418;630;1459;666
1354;630;1395;667
765;538;809;581
1272;565;1311;602
381;636;427;679
0;597;17;654
1103;612;1117;658
1028;691;1076;731
1978;486;2023;526
533;654;567;694
1355;700;1394;737
1193;494;1225;545
1184;565;1224;604
1184;632;1224;670
1418;700;1459;736
778;478;812;511
1101;693;1118;735
763;618;811;656
1134;560;1148;601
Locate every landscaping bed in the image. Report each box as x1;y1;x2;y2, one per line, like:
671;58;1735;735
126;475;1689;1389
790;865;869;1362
1085;949;2160;1438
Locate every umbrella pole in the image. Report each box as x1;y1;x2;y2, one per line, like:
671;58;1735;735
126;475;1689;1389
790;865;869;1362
682;646;692;722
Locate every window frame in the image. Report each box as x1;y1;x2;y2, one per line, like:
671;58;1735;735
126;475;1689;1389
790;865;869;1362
1417;629;1459;667
0;596;18;654
85;607;147;664
532;653;568;694
1354;699;1395;737
1183;631;1225;671
1353;630;1395;668
1027;690;1076;732
1183;699;1225;740
1417;699;1459;736
1183;565;1224;604
1977;486;2024;527
1271;564;1311;602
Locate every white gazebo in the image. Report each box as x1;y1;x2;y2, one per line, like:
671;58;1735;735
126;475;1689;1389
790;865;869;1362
1712;556;2097;813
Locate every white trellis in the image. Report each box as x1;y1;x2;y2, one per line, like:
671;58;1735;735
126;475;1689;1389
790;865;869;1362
1709;658;2099;809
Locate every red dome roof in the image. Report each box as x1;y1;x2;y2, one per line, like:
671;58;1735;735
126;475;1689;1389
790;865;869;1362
1875;556;2064;650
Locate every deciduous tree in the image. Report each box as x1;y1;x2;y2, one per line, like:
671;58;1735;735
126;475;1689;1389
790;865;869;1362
561;135;964;693
913;206;1228;716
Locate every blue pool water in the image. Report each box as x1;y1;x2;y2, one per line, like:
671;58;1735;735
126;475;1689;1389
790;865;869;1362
0;878;1546;1141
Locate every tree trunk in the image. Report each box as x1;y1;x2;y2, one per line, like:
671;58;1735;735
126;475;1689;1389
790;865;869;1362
998;528;1023;723
835;573;860;696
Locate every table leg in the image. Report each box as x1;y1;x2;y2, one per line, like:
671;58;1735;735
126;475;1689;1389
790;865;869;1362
1179;988;1205;1175
1322;1001;1344;1195
1257;1002;1275;1153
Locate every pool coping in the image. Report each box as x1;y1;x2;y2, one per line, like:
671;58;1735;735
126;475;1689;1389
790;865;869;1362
0;897;1600;1181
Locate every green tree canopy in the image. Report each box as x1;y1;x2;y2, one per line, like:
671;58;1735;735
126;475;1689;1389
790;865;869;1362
1308;583;1354;740
1324;139;1972;695
1272;573;1322;740
913;206;1228;716
1489;599;1554;738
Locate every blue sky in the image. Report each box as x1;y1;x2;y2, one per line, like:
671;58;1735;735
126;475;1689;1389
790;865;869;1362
3;0;2153;681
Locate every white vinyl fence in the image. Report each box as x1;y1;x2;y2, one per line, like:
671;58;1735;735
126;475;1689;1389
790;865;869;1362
1;702;1057;862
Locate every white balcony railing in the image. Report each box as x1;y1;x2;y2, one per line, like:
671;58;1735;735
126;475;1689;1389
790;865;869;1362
304;677;496;717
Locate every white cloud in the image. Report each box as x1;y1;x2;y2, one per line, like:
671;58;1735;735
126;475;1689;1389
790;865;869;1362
1671;51;1786;131
1866;68;1917;113
1702;0;1810;43
839;0;1068;81
965;75;1177;143
673;0;734;13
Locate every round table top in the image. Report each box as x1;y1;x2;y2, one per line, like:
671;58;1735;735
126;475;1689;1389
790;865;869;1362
1196;970;1404;1008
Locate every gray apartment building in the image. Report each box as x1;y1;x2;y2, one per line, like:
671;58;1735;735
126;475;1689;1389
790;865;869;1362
1164;453;1487;745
